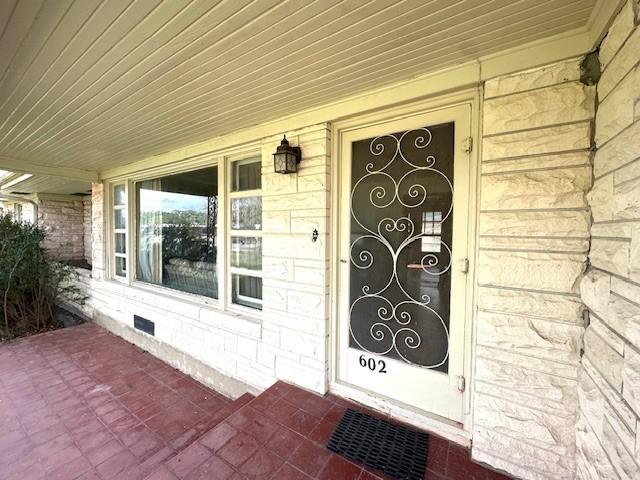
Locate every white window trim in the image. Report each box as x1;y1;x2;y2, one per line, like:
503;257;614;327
227;155;263;314
109;182;129;283
104;149;263;319
14;203;22;221
131;161;223;307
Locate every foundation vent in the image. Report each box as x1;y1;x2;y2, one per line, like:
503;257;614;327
134;315;155;336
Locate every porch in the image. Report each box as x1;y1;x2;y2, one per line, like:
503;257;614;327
0;324;508;480
1;1;639;479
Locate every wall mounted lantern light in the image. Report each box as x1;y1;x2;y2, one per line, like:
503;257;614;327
273;135;301;174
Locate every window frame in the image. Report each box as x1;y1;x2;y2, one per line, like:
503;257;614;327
109;182;129;283
134;166;220;301
13;203;22;221
105;148;263;318
227;156;263;313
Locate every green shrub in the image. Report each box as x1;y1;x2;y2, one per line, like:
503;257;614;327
0;212;85;339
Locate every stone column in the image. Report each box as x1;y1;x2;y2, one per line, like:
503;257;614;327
577;1;640;478
473;57;596;479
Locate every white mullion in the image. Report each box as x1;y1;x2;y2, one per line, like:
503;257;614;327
228;158;262;310
227;155;264;311
126;179;135;285
112;183;120;279
228;189;261;199
233;156;261;167
235;294;263;306
110;182;129;281
229;267;263;278
229;230;262;237
218;158;228;309
105;182;114;279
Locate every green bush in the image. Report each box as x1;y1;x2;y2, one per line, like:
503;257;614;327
0;212;85;339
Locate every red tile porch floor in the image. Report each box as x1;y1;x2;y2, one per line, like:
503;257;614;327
0;324;511;480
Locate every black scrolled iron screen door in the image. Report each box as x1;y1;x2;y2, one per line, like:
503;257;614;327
349;123;454;374
338;104;470;422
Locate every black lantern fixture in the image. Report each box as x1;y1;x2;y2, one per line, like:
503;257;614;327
273;135;301;174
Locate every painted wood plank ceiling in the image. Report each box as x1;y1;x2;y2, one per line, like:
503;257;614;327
0;0;598;173
1;175;91;195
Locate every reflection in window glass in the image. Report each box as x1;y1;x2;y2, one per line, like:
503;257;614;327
136;166;218;299
115;256;127;277
231;237;262;270
232;274;262;310
115;233;126;254
115;209;126;230
421;237;441;253
421;211;442;252
231;159;261;192
231;197;261;230
114;185;126;206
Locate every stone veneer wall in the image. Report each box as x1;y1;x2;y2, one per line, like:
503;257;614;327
83;124;330;397
577;1;640;479
1;197;89;262
471;59;596;479
38;197;86;261
83;197;92;265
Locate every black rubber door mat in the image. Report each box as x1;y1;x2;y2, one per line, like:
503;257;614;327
327;408;428;480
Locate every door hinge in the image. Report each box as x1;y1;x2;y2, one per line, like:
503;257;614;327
457;375;466;393
462;136;473;153
460;258;469;274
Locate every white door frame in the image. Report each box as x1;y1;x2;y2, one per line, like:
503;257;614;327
328;89;481;445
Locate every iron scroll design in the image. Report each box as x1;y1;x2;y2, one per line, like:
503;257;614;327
349;127;452;369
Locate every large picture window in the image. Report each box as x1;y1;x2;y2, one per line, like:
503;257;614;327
113;154;263;314
229;158;262;310
136;166;219;298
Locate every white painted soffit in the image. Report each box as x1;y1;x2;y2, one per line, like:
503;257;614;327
0;172;32;190
0;0;620;177
0;169;14;184
0;174;92;196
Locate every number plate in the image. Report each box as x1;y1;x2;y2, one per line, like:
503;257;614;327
359;354;387;373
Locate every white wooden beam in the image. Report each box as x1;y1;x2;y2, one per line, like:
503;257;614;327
585;0;626;48
479;28;590;80
0;156;98;182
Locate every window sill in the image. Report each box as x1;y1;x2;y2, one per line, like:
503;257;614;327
131;280;220;308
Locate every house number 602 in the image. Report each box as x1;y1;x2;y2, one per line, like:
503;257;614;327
359;354;387;373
